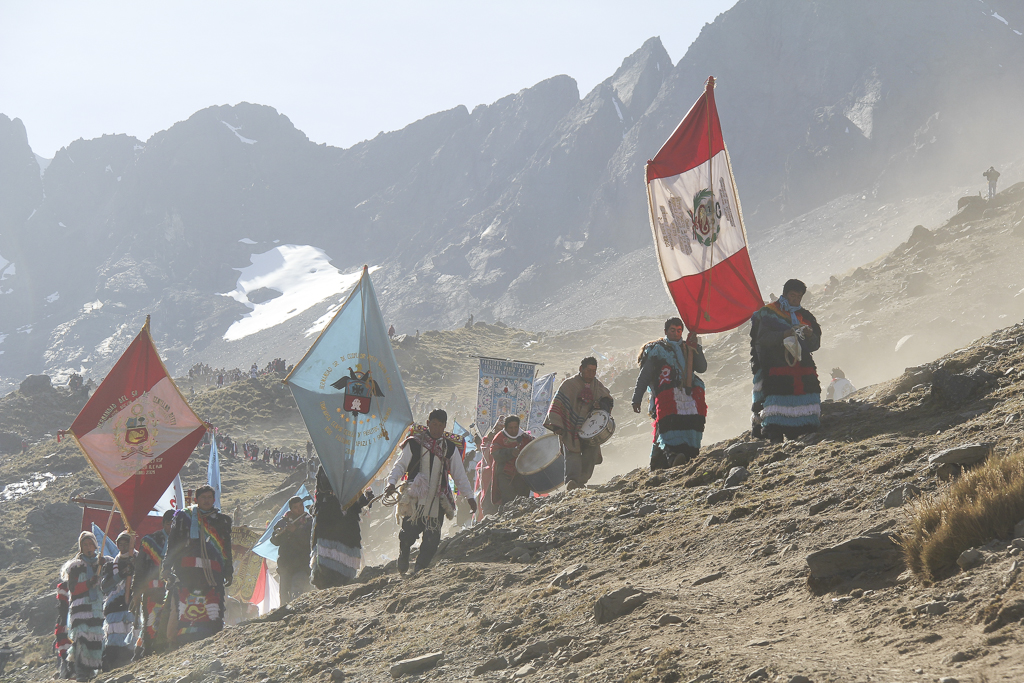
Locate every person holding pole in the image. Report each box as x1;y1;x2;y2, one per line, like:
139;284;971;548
161;485;233;647
632;317;708;469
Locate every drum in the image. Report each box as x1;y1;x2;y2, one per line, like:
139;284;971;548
515;434;565;495
578;410;616;446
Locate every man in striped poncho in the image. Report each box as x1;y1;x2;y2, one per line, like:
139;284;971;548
544;358;613;490
750;279;823;442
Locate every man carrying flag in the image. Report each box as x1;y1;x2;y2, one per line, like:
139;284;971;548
161;485;232;647
632;317;708;469
644;76;764;460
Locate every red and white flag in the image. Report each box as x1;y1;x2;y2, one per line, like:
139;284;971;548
646;76;762;334
70;320;207;532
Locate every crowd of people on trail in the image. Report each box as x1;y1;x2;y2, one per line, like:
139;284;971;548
186;358;290;389
52;276;846;679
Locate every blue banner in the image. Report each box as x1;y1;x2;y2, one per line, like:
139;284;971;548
252;484;312;563
286;267;413;508
475;359;537;434
527;372;556;437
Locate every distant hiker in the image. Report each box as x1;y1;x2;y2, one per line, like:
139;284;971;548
270;496;313;600
100;532;136;670
984;166;1000;199
750;279;822;443
132;510;174;659
481;415;534;513
388;324;396;338
61;531;106;681
825;367;856;401
545;357;613;490
162;486;232;648
249;363;258;379
54;580;72;678
632;318;708;469
306;440;313;459
384;409;477;575
21;439;27;455
310;468;372;588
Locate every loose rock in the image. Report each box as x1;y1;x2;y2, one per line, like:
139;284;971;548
805;534;903;589
473;657;507;675
389;651;444;678
882;484;920;509
956;548;984;570
725;466;750;488
707;487;741;505
657;613;684;625
928;443;992;467
594;586;648;624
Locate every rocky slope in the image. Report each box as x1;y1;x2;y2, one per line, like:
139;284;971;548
4;315;1023;682
2;0;1024;389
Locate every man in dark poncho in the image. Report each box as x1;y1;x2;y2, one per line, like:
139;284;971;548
132;510;174;659
310;467;372;589
161;485;232;648
750;279;823;442
271;495;313;599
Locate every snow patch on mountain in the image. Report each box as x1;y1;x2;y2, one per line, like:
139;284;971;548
221;121;257;144
220;245;364;342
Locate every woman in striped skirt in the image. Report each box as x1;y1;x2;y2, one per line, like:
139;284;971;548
750;279;822;442
61;531;106;681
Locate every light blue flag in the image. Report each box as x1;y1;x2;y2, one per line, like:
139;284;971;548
452;420;477;455
286;266;413;509
528;372;557;437
252;484;312;562
92;522;119;557
207;436;221;509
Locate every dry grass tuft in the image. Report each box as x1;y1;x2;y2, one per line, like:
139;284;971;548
898;450;1024;581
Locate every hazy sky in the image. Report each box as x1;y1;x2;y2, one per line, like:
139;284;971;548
1;1;737;158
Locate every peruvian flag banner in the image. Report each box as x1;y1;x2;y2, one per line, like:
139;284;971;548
70;320;207;532
646;76;762;334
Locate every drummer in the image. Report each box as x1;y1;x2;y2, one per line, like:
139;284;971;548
482;414;534;512
544;357;614;490
632;317;708;470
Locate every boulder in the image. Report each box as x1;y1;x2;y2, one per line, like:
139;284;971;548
1014;519;1024;539
928;443;992;467
930;368;997;406
19;374;52;395
805;534;903;588
594;586;648;624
